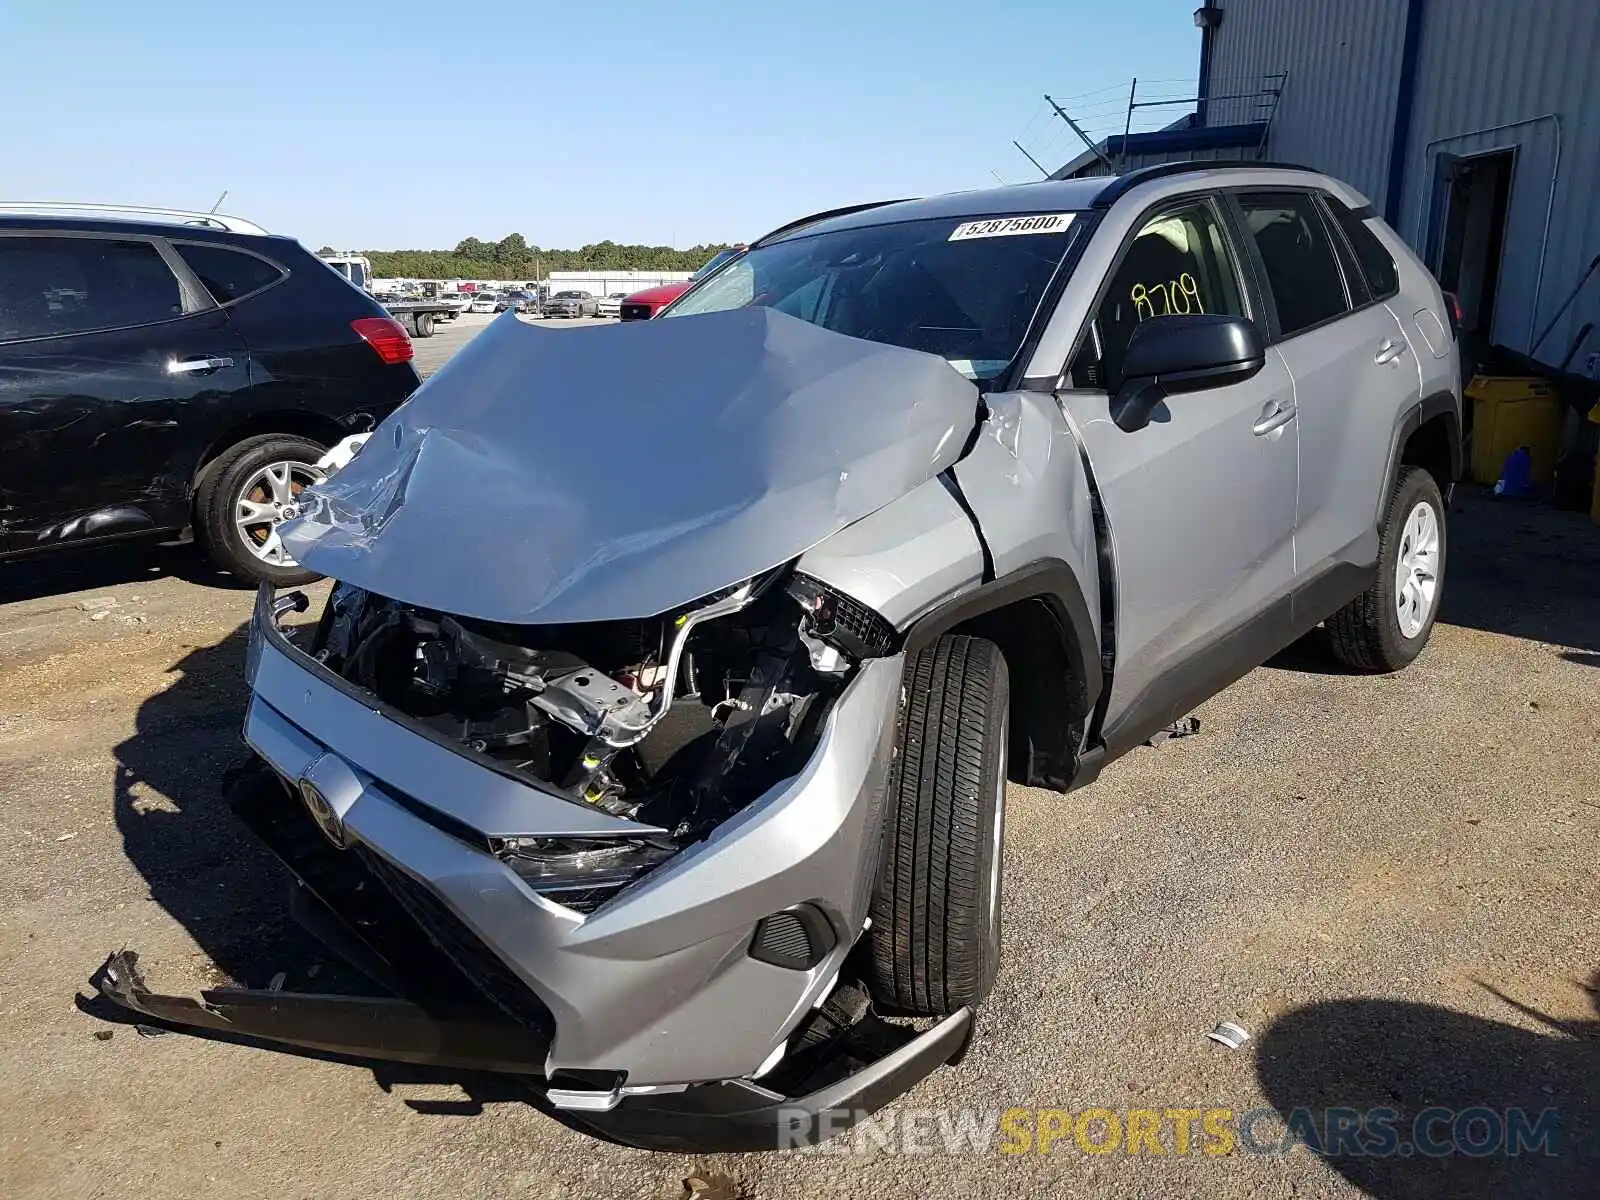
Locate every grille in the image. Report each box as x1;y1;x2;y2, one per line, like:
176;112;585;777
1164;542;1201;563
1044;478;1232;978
229;765;524;1011
619;303;653;322
358;847;554;1032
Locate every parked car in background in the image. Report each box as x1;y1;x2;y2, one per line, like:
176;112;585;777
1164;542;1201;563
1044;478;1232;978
544;290;598;318
502;289;540;315
597;292;628;318
469;293;499;314
619;245;747;320
0;201;420;584
445;292;474;315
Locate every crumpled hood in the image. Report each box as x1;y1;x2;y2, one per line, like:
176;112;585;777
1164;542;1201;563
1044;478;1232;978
283;306;978;624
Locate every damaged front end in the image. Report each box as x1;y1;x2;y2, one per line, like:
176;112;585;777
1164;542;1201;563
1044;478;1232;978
298;565;893;912
96;308;986;1149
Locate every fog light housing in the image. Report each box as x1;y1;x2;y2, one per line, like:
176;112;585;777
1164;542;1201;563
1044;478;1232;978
749;904;834;970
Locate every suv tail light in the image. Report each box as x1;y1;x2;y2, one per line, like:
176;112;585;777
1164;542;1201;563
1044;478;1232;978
1442;291;1464;336
351;316;414;364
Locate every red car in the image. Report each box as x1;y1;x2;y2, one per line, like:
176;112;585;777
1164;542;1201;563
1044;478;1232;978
619;245;746;320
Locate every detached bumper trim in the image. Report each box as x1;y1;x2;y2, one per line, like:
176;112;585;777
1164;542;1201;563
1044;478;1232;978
93;950;550;1076
563;1007;975;1153
92;949;971;1153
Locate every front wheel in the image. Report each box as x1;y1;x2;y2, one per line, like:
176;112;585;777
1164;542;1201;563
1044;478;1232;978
194;434;328;586
866;635;1008;1017
1327;465;1446;671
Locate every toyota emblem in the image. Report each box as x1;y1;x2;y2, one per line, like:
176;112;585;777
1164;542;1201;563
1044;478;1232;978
297;774;347;848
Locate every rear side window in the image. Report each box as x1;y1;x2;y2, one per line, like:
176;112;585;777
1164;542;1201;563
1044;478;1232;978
175;242;285;303
1327;202;1400;298
1236;192;1351;337
0;236;182;343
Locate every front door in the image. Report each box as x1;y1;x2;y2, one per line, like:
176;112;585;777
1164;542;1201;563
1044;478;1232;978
1059;195;1298;754
0;233;252;552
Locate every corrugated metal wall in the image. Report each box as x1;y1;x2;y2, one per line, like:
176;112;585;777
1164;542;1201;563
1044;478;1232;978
1204;0;1600;362
1399;0;1600;356
1210;0;1408;201
1065;144;1244;179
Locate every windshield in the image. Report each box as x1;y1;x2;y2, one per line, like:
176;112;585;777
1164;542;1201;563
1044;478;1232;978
690;248;739;281
665;214;1082;382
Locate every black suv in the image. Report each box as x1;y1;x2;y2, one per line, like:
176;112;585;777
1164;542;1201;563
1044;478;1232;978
0;205;420;585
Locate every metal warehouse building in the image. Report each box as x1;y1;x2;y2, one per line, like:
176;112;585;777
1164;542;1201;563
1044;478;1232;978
1056;0;1600;373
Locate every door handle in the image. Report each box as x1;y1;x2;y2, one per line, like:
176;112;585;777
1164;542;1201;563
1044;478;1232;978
1252;400;1297;436
1374;338;1407;365
166;356;235;375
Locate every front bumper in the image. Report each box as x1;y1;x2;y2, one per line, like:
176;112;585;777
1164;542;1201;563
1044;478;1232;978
95;949;973;1152
224;589;905;1092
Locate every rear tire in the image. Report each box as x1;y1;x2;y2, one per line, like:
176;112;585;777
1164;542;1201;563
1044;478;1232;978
1327;466;1446;672
414;312;435;337
194;434;328;586
866;635;1008;1017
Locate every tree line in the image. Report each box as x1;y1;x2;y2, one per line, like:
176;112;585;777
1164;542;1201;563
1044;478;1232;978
333;233;736;280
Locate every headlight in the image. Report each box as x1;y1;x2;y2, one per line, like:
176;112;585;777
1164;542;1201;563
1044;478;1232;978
786;574;896;659
492;836;678;914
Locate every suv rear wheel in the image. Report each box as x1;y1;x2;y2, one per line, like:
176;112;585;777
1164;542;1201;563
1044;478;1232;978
1327;466;1446;671
195;434;328;586
866;635;1008;1017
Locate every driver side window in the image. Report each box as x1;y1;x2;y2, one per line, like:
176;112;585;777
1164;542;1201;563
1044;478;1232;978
1071;198;1246;390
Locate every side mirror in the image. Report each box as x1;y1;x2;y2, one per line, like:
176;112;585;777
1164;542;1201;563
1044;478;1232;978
1110;314;1266;433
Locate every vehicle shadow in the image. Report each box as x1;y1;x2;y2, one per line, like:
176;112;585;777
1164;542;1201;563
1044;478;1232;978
1254;976;1600;1198
109;627;323;991
1436;487;1600;654
1267;487;1600;676
103;626;573;1125
0;540;249;605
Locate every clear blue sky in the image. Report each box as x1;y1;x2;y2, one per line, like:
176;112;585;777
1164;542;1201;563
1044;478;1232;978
2;1;1199;251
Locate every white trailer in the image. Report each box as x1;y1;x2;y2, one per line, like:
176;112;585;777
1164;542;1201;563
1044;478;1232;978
544;270;692;298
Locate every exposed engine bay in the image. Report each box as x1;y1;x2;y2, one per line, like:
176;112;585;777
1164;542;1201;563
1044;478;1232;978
303;570;895;900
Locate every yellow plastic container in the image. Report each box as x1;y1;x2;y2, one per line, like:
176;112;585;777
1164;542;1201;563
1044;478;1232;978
1466;375;1563;487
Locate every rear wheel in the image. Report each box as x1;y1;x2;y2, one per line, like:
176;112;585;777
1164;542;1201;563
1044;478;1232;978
414;311;435;337
866;635;1008;1017
195;434;327;586
1327;466;1446;671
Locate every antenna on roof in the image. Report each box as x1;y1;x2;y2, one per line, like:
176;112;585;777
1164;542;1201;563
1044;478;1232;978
1044;94;1117;175
209;190;229;214
1011;141;1051;179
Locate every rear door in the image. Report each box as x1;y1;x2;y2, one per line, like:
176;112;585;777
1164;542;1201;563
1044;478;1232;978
1058;193;1299;753
0;232;252;552
1230;190;1419;604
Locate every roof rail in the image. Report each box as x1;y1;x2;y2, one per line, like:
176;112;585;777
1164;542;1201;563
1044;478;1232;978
752;198;913;247
0;202;269;236
1090;160;1320;208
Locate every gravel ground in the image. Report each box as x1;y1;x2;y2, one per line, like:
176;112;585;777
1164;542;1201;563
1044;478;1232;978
2;333;1598;1198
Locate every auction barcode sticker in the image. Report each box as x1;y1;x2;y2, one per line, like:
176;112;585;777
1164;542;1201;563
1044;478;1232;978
948;213;1076;241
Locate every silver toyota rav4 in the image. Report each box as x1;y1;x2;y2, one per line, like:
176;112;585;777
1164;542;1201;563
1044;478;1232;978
100;163;1461;1151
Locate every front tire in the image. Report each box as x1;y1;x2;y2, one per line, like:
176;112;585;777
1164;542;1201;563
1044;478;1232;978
195;435;328;586
866;635;1008;1017
1327;466;1446;671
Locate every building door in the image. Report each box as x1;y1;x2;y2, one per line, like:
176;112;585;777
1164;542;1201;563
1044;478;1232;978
1428;149;1515;358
